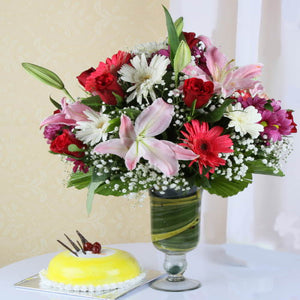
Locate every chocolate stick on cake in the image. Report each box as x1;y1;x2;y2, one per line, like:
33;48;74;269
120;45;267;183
57;240;78;257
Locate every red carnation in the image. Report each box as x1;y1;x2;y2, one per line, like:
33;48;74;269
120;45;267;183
77;67;96;87
183;78;214;108
50;129;84;158
85;72;124;105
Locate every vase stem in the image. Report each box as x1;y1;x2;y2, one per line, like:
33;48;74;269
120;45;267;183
164;253;187;282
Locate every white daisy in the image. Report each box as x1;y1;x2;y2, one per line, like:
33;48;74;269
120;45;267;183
119;54;170;104
132;40;168;57
75;109;110;146
225;102;264;138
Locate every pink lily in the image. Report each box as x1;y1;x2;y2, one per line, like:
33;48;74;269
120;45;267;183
40;98;93;128
94;98;197;176
183;46;262;98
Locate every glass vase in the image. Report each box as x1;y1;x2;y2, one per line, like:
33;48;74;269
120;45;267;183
149;186;202;292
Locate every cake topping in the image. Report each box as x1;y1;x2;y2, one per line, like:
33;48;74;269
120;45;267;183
57;231;102;255
92;242;102;254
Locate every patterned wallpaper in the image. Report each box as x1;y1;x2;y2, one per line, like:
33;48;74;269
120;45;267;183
0;0;169;267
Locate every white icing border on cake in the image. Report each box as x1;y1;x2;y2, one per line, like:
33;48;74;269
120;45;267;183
39;269;146;293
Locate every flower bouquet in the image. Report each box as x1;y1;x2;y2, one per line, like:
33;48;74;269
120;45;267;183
23;6;297;291
22;7;296;214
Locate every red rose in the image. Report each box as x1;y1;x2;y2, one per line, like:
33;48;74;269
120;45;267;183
183;78;214;108
287;110;297;133
50;129;84;158
85;72;123;105
77;67;96;87
183;32;201;49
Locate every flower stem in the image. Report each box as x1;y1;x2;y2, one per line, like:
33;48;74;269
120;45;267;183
63;88;76;102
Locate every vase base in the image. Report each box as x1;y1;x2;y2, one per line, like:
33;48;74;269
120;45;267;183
150;277;201;292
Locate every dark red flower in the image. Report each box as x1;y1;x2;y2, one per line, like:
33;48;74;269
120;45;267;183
77;67;96;87
183;78;214;108
183;32;201;49
85;72;124;105
286;110;297;133
50;129;84;158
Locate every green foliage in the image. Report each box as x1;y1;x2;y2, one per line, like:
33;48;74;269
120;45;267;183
112;92;123;105
123;108;140;119
174;17;184;36
197;98;234;123
81;95;102;111
173;40;191;86
68;171;92;190
264;100;274;112
95;179;131;196
163;5;180;62
205;172;253;197
106;118;121;133
49;96;62;109
67;144;84;152
86;168;110;215
22;63;65;90
247;160;284;176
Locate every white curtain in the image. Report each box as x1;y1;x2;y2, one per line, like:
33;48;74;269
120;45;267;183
170;0;300;253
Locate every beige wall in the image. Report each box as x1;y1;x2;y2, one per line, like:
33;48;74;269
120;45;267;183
0;0;169;267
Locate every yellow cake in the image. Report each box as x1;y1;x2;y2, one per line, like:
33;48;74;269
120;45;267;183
40;247;144;292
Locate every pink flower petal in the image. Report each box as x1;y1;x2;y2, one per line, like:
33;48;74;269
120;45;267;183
93;139;128;158
182;64;209;81
205;46;229;76
139;138;179;176
40;113;76;128
162;141;198;160
119;115;136;148
63;101;91;122
125;141;145;170
232;64;263;80
135;98;174;137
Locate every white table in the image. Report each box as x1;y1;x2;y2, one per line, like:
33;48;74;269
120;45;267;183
1;242;300;299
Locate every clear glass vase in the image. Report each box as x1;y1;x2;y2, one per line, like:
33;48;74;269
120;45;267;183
149;186;202;291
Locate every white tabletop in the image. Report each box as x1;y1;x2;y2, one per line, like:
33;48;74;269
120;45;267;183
1;242;300;299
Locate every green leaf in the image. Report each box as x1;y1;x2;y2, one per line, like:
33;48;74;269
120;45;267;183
22;62;64;89
205;172;253;197
173;40;191;85
174;17;184;36
112;92;123;105
191;99;197;116
49;96;62;109
188;173;211;189
123;108;140;119
81;95;102;111
198;98;234;123
247;160;284;176
95;178;139;196
105;117;120;133
68;144;84;152
163;5;180;62
68;171;92;190
264;102;273;111
86;168;108;215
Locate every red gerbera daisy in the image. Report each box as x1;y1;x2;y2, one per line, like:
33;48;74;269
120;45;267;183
180;120;234;176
